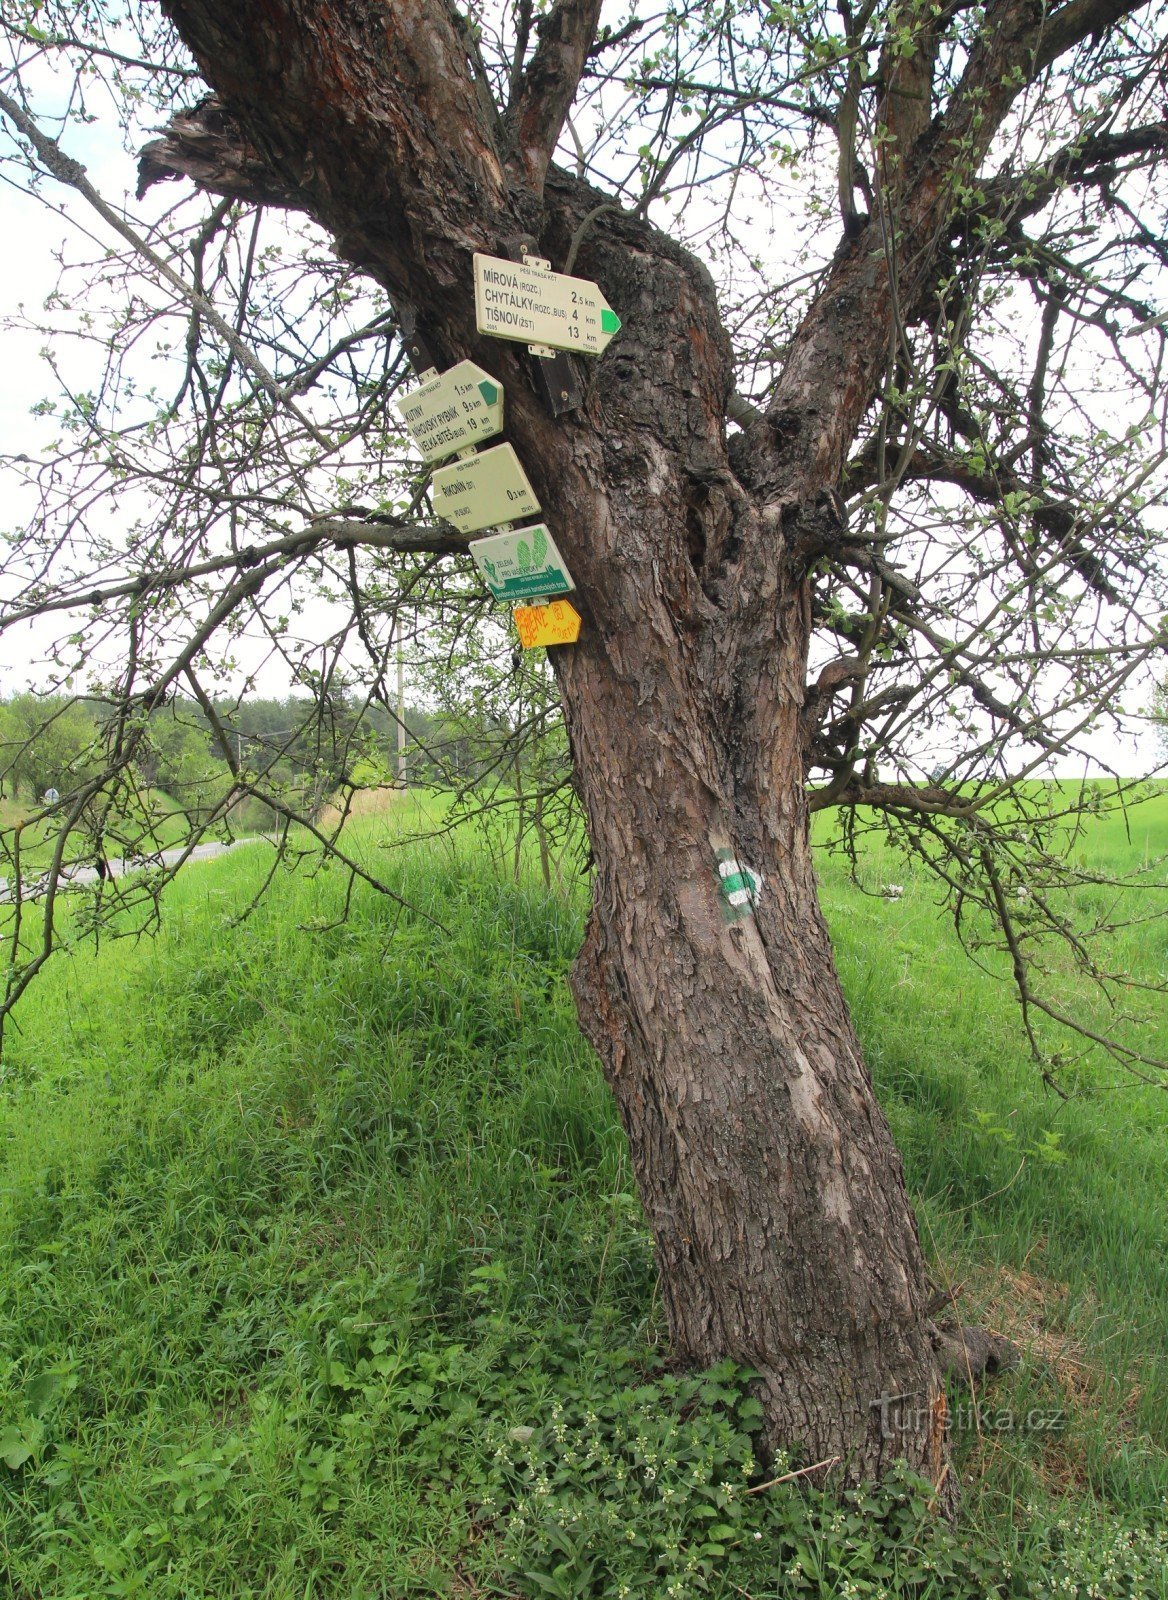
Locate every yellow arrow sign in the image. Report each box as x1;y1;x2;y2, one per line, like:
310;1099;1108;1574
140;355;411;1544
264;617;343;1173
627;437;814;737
474;253;621;355
514;599;583;649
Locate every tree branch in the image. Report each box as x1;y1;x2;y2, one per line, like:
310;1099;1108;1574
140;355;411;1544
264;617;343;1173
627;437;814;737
843;440;1127;600
137;97;302;206
505;0;604;195
0;88;336;451
0;516;468;629
1032;0;1148;74
970;118;1168;232
733;0;1152;525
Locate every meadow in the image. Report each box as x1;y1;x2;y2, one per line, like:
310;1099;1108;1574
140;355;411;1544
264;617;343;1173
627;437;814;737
0;786;1165;1597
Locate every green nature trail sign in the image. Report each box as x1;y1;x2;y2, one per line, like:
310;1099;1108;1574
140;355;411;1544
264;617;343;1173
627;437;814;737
394;360;504;463
469;525;575;602
431;443;540;533
474;253;621;355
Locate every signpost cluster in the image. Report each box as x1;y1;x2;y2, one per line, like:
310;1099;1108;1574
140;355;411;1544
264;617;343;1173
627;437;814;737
393;250;620;650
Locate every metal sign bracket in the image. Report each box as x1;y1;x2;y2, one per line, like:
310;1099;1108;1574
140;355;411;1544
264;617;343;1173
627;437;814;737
505;238;583;417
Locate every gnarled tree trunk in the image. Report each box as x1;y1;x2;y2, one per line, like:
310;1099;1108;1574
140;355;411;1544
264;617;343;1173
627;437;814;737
533;205;947;1479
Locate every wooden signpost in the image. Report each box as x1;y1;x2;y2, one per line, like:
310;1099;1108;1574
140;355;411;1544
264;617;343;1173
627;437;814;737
431;443;540;534
513;599;582;649
474;252;621;356
394;360;503;463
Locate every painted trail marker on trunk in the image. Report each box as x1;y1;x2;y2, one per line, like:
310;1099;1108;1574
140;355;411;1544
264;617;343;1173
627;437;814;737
474;252;620;356
513;599;582;648
470;525;574;603
432;442;540;533
716;849;763;922
394;360;503;463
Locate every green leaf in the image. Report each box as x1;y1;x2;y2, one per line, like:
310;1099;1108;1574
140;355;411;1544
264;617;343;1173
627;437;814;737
26;1370;64;1418
1;1421;42;1470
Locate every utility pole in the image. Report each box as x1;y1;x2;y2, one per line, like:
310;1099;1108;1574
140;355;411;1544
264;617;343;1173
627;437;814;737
396;643;407;789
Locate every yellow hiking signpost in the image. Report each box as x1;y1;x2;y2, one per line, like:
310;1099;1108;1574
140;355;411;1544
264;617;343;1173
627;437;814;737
431;443;540;534
394;360;503;463
473;252;621;356
513;599;582;649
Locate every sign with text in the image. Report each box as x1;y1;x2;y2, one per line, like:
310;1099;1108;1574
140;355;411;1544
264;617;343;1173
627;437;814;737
394;360;503;463
469;525;574;603
514;599;582;649
474;253;621;355
432;443;540;533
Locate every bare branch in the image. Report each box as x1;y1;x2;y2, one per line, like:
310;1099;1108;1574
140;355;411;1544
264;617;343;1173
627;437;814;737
137;97;303;206
0;88;332;449
0;516;468;631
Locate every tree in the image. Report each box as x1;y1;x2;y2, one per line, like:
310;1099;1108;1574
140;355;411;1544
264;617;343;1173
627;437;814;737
1152;678;1168;757
2;695;100;801
142;706;234;826
139;702;215;789
0;0;1165;1491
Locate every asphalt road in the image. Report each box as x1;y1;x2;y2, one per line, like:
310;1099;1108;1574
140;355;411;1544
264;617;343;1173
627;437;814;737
0;838;259;902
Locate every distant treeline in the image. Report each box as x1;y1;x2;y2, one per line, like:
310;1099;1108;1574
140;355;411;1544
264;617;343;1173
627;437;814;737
0;691;509;820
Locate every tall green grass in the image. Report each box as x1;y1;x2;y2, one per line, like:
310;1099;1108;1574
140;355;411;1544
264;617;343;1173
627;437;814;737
0;799;1164;1597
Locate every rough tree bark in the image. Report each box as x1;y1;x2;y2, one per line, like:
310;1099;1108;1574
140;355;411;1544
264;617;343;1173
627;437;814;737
143;0;1138;1487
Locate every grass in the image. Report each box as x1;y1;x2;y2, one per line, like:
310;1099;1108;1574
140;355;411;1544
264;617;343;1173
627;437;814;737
0;791;1164;1597
815;794;1168;1518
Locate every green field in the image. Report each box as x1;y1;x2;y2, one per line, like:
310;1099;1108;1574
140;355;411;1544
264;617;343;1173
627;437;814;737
0;788;1165;1597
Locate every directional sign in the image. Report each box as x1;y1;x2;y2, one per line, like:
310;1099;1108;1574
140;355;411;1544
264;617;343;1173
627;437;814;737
394;360;503;463
474;253;621;356
514;599;582;649
469;525;574;603
432;443;540;534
